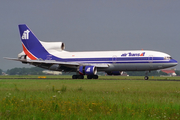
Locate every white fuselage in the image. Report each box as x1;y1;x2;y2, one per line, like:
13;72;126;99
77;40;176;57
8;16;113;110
41;50;176;72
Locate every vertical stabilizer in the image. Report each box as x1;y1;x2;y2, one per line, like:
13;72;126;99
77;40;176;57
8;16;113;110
19;24;49;60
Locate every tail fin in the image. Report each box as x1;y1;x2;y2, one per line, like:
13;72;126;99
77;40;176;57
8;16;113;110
19;24;49;60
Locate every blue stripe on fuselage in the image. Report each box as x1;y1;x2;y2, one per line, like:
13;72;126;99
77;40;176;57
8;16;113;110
55;57;160;62
52;57;176;64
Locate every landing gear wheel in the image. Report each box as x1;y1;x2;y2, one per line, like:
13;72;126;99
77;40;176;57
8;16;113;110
93;75;98;79
87;75;98;79
144;76;149;80
72;75;77;79
87;75;93;79
78;75;84;79
72;75;84;79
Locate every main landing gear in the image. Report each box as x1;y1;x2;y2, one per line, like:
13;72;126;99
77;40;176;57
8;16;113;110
72;75;84;79
72;75;98;79
87;75;98;79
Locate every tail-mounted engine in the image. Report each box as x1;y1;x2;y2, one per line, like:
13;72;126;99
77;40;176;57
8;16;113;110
40;41;65;51
78;66;97;75
18;51;27;64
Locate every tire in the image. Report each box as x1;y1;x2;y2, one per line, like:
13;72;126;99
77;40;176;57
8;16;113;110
144;76;149;80
93;75;98;79
87;75;93;79
72;75;77;79
78;75;84;79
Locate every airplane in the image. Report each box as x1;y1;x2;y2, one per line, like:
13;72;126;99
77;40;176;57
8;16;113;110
4;24;178;80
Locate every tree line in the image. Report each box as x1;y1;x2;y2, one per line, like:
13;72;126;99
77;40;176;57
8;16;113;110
0;67;180;76
6;67;45;75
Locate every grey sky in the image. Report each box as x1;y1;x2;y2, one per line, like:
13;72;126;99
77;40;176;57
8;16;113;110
0;1;180;70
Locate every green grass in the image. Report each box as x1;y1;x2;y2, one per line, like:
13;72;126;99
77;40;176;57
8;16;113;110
0;76;180;119
1;75;180;80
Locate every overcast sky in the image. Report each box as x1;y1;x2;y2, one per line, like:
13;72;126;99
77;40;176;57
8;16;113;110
0;1;180;70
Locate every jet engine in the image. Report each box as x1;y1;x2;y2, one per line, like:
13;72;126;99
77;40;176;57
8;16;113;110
106;71;123;75
40;41;65;51
18;51;26;59
78;66;97;75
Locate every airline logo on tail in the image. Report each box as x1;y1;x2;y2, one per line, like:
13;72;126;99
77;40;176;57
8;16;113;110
22;30;30;40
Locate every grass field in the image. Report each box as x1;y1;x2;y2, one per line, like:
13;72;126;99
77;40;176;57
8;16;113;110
0;75;180;119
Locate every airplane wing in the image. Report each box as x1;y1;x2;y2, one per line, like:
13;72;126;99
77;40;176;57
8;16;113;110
4;57;109;68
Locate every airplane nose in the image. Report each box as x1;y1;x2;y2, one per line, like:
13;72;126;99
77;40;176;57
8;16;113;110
171;59;178;66
163;59;178;68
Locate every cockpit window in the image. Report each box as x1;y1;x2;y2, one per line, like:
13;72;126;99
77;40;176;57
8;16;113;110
164;57;172;60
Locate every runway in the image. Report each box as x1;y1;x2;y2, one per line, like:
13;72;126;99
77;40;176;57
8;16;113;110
0;77;180;81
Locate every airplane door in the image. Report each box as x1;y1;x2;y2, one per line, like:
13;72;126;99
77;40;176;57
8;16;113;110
148;55;153;63
112;55;117;63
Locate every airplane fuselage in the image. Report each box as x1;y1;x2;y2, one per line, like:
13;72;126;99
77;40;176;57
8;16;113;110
46;50;177;72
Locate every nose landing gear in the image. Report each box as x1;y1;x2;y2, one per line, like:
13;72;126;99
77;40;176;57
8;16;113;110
144;71;150;80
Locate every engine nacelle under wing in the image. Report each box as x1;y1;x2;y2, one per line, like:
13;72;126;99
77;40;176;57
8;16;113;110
79;66;97;75
106;71;122;75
